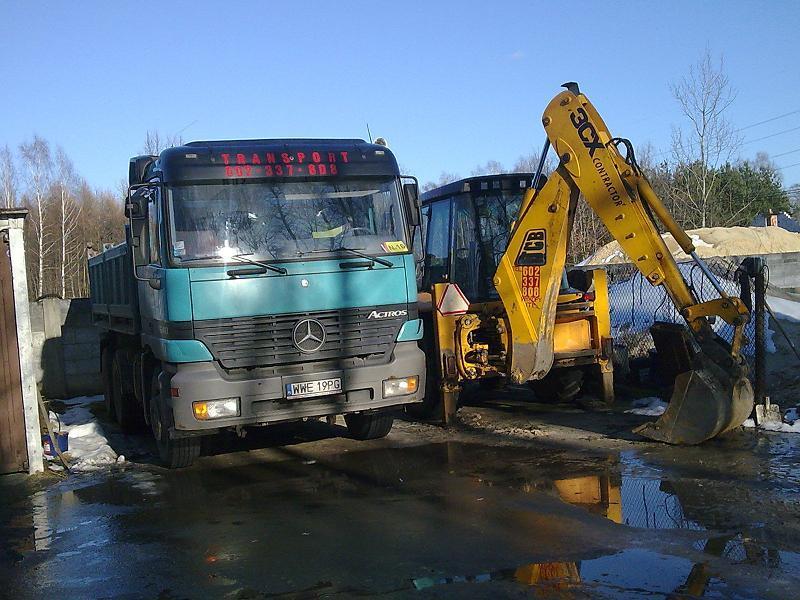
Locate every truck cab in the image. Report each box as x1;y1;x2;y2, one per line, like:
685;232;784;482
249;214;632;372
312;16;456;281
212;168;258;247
89;139;425;466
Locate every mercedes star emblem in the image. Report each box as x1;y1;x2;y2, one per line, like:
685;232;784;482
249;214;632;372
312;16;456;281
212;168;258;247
292;318;326;353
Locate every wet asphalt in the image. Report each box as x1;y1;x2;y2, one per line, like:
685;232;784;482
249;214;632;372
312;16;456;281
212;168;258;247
2;400;800;599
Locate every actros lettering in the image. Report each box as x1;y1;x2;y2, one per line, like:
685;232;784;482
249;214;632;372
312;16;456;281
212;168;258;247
367;309;407;319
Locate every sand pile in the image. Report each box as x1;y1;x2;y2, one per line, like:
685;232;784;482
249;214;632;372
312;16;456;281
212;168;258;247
583;226;800;265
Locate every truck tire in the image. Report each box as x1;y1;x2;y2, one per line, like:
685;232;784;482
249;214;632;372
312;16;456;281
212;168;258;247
101;345;116;419
150;371;200;469
528;368;584;404
345;411;394;440
112;349;143;433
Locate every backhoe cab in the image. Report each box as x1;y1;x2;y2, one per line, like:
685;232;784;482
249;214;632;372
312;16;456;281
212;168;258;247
419;85;754;445
416;174;614;418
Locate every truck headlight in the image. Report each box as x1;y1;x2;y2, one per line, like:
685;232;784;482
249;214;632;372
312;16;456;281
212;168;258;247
382;376;419;398
193;398;240;420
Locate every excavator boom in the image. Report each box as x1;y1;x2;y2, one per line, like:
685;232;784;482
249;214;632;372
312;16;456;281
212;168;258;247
496;84;753;443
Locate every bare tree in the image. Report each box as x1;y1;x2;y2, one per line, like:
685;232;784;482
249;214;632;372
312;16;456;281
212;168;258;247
422;171;460;192
55;147;82;297
0;145;17;208
670;49;742;227
19;136;55;298
141;130;183;155
512;150;557;175
470;160;505;177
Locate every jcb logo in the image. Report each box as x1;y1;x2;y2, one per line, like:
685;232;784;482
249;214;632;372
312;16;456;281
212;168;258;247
570;107;604;157
515;229;547;267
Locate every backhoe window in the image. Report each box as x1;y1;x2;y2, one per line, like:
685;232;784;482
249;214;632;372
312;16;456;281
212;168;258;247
451;196;480;300
473;191;524;299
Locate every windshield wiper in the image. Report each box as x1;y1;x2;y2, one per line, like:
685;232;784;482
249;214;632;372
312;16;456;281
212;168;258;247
302;246;393;268
178;253;287;274
229;253;287;274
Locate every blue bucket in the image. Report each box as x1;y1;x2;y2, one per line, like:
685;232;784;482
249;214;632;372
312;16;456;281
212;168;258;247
42;432;69;456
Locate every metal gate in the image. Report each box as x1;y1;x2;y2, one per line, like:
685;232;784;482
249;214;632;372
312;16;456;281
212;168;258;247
0;233;28;474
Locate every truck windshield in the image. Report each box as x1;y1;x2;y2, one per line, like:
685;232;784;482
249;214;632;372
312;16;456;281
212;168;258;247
167;178;406;263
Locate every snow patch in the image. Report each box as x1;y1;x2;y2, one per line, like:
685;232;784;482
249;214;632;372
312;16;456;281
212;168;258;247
689;233;713;249
50;395;122;472
625;397;668;416
767;295;800;323
742;410;800;434
759;420;800;433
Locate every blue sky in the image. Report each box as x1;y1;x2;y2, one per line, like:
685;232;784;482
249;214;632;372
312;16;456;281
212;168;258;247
1;1;799;191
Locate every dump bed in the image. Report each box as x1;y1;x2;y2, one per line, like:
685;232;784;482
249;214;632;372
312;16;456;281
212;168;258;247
88;240;139;334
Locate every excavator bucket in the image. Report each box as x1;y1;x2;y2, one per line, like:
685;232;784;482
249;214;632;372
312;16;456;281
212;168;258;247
633;323;754;445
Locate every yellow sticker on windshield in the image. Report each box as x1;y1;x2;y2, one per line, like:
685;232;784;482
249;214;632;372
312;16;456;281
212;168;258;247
381;241;408;253
312;225;345;239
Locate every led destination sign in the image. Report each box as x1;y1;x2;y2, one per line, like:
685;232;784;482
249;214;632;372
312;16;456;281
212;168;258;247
158;140;399;183
219;150;351;178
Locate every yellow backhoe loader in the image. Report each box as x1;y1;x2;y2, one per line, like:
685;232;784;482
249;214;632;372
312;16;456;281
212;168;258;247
424;83;754;444
416;174;614;409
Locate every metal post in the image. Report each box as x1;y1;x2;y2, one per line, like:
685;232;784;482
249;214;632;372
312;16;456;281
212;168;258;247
743;257;767;405
532;138;551;190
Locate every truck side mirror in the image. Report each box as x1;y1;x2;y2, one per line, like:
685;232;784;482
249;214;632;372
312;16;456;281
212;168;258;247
125;186;155;219
126;185;157;280
402;181;420;227
129;155;156;186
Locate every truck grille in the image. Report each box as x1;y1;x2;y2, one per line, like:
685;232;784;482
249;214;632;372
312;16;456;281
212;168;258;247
193;306;409;370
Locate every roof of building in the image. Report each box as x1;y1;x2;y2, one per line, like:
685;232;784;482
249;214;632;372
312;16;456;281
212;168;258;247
751;211;800;233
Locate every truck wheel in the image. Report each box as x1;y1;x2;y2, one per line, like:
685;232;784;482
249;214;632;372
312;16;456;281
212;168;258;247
528;368;584;403
150;371;200;468
101;345;116;419
112;350;143;433
345;411;394;440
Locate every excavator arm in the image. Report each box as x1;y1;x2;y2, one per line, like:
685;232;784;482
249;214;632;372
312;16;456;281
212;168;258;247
497;84;753;443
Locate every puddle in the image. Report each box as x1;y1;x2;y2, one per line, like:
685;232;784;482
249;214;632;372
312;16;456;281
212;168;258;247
2;440;798;598
414;549;739;599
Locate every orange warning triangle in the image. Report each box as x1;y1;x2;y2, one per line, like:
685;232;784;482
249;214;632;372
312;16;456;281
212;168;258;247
436;283;470;316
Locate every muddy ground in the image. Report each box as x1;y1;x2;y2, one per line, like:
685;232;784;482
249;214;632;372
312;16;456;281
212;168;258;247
1;321;799;599
2;399;799;599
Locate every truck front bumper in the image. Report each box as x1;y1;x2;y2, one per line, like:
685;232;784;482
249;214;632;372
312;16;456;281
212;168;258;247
166;341;425;433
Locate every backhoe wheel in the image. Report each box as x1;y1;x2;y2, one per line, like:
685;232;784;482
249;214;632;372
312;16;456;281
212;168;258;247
528;368;585;404
150;370;200;469
345;411;394;440
101;345;116;419
112;349;143;433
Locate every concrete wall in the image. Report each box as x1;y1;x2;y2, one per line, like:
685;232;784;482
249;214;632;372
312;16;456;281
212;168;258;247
29;297;102;399
749;252;800;293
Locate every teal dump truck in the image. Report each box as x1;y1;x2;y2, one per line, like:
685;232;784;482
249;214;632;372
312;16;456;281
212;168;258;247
89;139;425;467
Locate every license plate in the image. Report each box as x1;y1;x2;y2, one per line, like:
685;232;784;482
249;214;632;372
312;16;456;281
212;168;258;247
285;377;342;399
